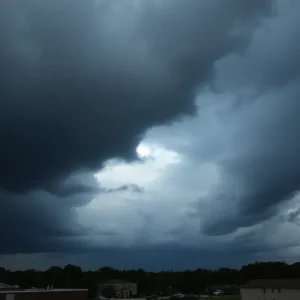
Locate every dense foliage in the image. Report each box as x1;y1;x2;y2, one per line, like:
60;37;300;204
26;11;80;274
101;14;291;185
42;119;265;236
1;262;300;297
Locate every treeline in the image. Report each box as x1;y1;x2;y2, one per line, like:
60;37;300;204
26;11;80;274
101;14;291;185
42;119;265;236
1;262;300;297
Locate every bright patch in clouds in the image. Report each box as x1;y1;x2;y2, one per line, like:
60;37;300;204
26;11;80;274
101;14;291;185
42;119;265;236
136;144;151;158
77;141;191;246
94;142;181;188
78;122;223;247
77;107;225;248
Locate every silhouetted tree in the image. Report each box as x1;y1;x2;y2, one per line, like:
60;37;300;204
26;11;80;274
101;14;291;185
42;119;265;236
1;261;300;296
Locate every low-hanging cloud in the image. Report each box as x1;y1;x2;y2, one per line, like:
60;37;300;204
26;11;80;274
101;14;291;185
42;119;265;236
1;0;283;263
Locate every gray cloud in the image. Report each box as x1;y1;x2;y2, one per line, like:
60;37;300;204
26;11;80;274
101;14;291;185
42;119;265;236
0;189;87;254
195;87;300;236
49;174;145;198
0;170;143;255
282;205;300;226
144;0;300;244
0;0;273;193
215;0;300;92
2;0;293;268
195;1;300;236
0;187;120;254
0;245;261;271
106;184;145;194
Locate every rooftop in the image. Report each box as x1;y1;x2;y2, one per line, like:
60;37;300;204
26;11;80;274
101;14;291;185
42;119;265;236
100;279;136;285
0;289;88;294
0;282;19;289
241;279;300;289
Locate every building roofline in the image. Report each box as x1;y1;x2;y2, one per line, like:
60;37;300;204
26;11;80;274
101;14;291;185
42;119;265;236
0;282;18;288
99;279;136;285
241;278;300;289
0;289;88;294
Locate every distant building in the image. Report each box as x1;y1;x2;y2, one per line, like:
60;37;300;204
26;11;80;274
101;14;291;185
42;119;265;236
0;283;20;291
240;278;300;300
98;279;137;298
0;288;88;300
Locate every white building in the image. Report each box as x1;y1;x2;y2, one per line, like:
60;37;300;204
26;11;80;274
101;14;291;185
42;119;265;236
241;278;300;300
0;282;19;289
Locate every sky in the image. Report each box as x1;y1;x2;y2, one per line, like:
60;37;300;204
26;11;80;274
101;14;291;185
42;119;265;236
1;0;300;271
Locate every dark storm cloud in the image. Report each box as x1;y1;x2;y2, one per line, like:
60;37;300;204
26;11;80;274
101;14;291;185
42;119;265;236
0;0;274;193
283;205;300;226
0;0;276;259
0;171;142;254
199;84;300;235
108;184;145;194
48;173;145;198
215;0;300;93
0;187;119;254
179;0;300;237
45;172;102;198
0;245;262;271
0;189;85;254
79;244;264;271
